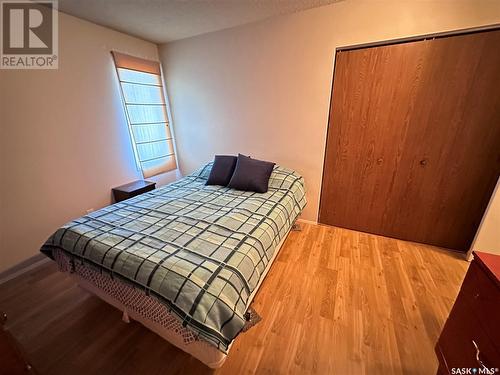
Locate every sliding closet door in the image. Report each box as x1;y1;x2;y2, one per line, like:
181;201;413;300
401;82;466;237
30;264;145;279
319;30;500;252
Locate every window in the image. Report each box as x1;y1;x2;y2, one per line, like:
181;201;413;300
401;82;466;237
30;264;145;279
112;51;176;178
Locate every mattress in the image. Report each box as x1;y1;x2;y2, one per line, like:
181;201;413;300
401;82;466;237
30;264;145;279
40;162;306;361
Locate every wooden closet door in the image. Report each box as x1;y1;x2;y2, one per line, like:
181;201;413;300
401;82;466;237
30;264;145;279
319;30;500;252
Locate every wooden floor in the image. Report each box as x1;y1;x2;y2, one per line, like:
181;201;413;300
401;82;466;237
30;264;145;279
0;223;469;375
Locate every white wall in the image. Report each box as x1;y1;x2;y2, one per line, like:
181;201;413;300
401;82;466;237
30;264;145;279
159;0;500;252
0;12;178;273
472;178;500;255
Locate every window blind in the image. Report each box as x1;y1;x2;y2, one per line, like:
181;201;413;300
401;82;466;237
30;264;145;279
112;51;176;178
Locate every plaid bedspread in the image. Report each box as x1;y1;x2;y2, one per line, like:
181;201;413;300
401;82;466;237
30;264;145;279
41;163;306;352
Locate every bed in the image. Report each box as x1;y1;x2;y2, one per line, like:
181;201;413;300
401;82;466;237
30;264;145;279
40;162;306;368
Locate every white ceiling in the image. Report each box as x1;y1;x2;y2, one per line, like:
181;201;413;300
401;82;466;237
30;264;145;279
58;0;341;44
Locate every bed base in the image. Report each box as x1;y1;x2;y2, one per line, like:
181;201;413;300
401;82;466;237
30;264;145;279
76;276;227;368
58;228;292;368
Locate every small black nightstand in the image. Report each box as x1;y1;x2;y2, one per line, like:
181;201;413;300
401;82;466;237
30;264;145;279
112;180;156;203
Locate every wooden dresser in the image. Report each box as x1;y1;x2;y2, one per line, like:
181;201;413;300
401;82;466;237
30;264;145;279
435;251;500;374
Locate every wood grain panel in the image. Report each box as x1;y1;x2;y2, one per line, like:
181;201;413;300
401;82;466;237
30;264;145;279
0;224;468;374
435;253;500;372
319;30;500;251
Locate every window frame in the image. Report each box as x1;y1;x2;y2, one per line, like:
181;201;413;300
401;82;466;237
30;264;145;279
112;51;177;178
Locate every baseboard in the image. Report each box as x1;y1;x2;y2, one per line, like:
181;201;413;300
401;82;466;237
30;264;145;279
0;253;50;285
297;218;318;225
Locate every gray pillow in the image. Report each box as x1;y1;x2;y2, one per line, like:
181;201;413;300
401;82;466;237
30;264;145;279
228;154;275;193
206;155;238;186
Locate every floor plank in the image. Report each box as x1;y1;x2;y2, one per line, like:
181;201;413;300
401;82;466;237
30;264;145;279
0;223;468;374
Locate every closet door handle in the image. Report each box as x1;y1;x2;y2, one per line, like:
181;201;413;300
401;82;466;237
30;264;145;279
419;158;428;166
